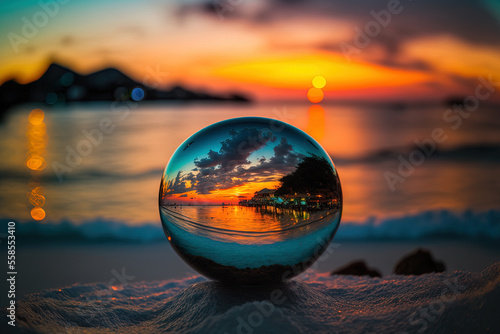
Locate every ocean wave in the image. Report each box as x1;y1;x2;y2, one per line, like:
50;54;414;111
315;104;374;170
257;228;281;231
2;209;499;243
6;262;500;334
338;209;500;240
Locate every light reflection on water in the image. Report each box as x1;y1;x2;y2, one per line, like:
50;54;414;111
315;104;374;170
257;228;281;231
168;205;315;232
159;204;342;279
1;102;500;224
26;108;48;221
160;205;340;245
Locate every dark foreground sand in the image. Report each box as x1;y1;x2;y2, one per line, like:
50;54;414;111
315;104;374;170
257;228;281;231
3;239;499;304
4;262;499;334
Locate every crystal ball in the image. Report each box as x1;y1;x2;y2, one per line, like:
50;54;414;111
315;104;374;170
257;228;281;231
159;117;342;285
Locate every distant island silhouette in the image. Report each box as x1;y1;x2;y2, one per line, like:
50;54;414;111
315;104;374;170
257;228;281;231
0;63;250;118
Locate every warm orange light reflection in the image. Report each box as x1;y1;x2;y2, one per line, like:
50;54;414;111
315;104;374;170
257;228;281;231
31;186;46;194
307;87;324;103
28;109;45;125
26;109;47;171
28;192;45;207
26;154;47;171
306;105;325;142
162;205;338;245
27;109;48;221
31;207;46;221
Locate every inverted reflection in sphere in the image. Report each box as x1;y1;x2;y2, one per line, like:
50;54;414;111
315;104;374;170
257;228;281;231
159;117;342;285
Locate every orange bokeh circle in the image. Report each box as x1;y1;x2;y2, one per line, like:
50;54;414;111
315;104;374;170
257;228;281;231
31;207;46;221
307;87;324;103
29;109;45;125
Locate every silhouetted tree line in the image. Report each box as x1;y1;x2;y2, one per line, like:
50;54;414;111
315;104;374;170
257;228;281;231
274;154;340;197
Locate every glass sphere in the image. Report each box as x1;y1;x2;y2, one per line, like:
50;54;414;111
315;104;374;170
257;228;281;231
159;117;342;285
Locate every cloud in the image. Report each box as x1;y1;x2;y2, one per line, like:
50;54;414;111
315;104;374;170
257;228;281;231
194;127;276;169
263;0;500;46
166;171;187;194
269;137;301;166
166;128;305;196
177;0;500;68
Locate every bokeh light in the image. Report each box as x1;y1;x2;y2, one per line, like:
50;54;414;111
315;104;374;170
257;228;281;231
28;109;45;125
26;154;47;171
28;193;46;207
31;186;46;195
28;186;46;206
31;207;46;221
312;75;326;89
307;87;324;103
26;109;48;221
131;87;145;101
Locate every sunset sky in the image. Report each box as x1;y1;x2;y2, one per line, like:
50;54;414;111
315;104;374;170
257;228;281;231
162;122;314;204
1;0;500;101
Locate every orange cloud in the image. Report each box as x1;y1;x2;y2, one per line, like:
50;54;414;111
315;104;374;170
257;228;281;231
403;35;500;79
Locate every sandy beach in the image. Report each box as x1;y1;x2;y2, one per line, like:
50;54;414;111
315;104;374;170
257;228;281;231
4;257;499;333
4;239;499;302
